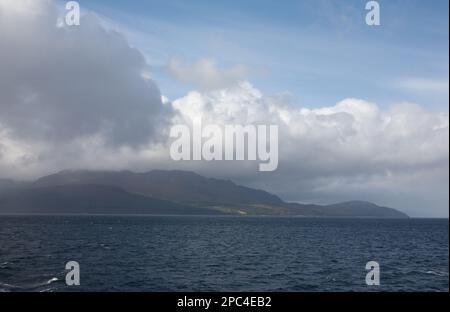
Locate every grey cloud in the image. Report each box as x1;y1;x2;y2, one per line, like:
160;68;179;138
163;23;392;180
0;1;170;147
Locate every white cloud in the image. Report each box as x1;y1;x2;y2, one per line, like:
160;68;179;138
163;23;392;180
168;58;248;91
394;78;449;94
0;0;49;16
172;82;448;173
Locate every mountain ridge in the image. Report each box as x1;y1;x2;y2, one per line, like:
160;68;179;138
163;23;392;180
0;169;409;218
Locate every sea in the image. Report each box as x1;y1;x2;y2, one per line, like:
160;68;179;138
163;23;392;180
0;215;448;292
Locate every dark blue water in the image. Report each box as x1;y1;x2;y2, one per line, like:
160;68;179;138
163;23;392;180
0;216;448;292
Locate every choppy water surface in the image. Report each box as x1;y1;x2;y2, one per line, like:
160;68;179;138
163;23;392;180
0;216;448;292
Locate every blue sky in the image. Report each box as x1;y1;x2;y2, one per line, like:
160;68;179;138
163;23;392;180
69;0;448;110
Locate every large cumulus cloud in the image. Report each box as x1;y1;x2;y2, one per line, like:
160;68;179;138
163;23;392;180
0;0;170;147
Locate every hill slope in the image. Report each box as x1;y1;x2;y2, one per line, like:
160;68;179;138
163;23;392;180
0;184;222;215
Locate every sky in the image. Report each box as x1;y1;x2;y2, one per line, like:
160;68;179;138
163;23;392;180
0;0;448;217
78;0;449;110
